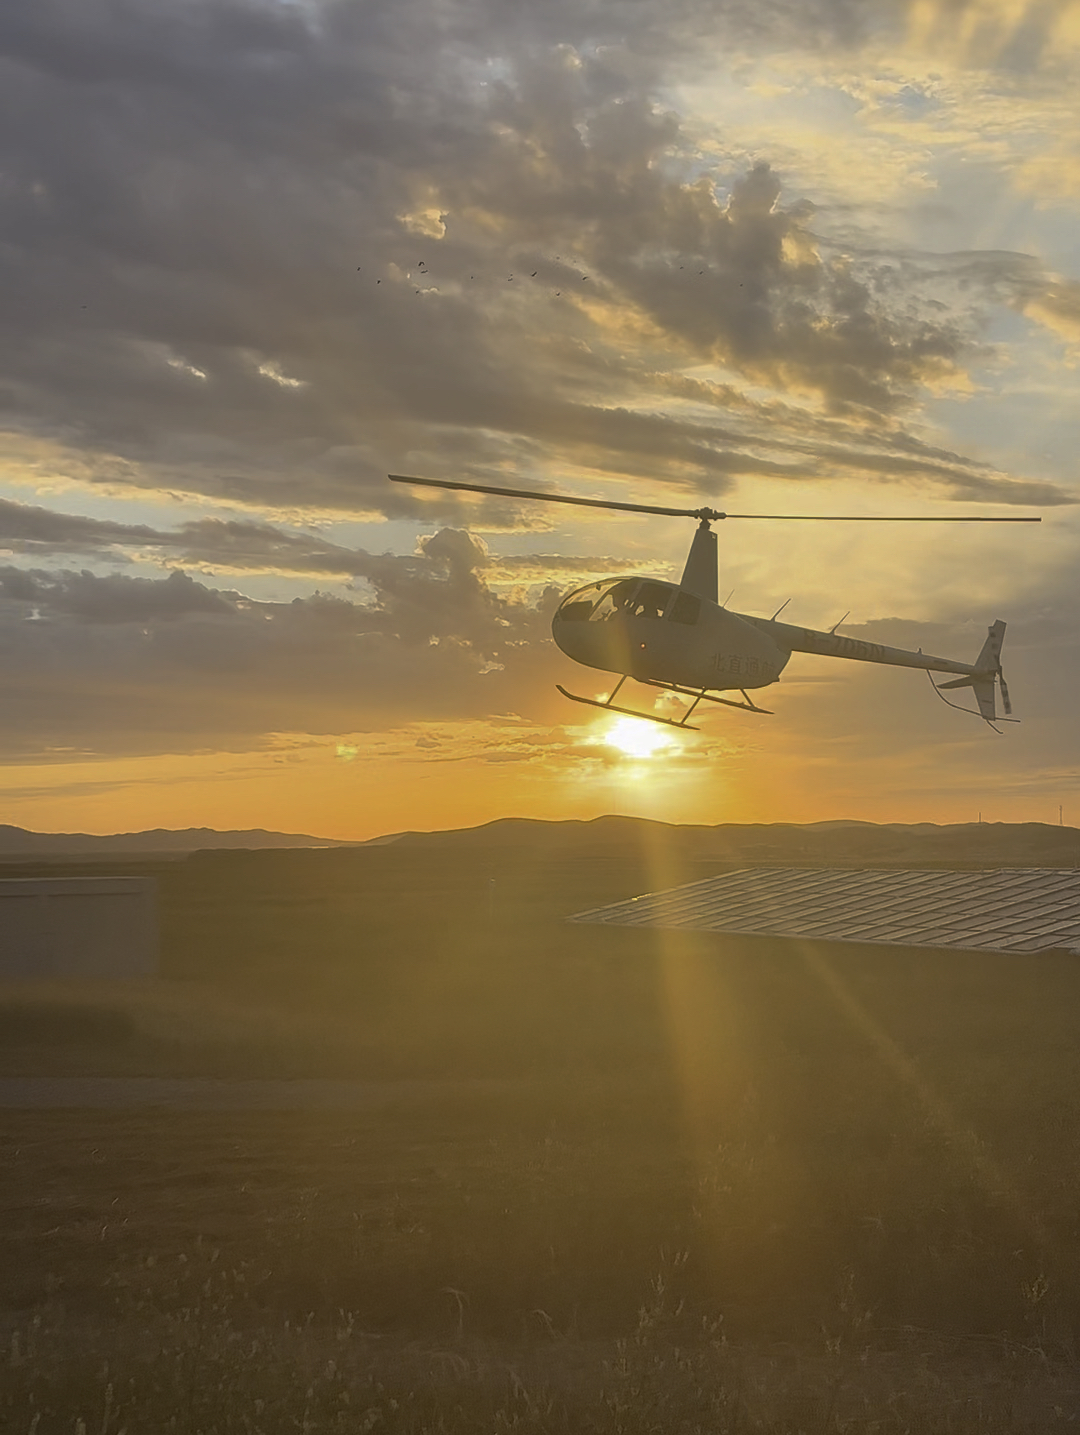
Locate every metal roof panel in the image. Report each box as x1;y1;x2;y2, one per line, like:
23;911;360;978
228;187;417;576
569;869;1080;954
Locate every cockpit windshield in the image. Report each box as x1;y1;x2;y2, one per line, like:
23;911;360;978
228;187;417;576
589;579;641;621
555;579;634;621
556;578;678;622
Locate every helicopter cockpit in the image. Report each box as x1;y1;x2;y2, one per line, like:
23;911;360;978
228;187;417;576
554;579;702;626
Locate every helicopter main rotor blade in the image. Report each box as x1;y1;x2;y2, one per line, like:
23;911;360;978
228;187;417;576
721;514;1042;521
388;474;710;519
388;474;1041;522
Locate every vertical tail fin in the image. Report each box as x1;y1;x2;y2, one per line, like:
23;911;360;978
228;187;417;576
974;619;1006;676
974;620;1007;722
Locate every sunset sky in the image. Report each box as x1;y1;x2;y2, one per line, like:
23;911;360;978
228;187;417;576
1;0;1078;838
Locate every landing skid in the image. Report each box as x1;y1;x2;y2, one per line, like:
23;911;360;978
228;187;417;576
556;684;702;730
555;674;773;729
641;678;773;715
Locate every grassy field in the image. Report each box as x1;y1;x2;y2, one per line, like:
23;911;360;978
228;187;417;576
2;825;1080;1430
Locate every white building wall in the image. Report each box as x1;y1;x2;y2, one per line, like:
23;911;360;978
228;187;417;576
0;878;158;979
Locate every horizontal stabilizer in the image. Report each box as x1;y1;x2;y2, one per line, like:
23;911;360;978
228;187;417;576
935;670;998;720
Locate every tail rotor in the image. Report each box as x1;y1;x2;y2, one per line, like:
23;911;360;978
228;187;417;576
930;620;1017;729
998;669;1013;717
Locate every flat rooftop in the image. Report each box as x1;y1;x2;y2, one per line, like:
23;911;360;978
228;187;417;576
569;868;1080;955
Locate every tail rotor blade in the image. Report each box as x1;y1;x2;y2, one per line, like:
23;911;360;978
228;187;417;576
999;672;1013;716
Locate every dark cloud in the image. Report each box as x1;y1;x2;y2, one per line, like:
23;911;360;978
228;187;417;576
0;529;575;760
0;495;652;584
0;565;232;622
0;498;167;551
0;0;1069;530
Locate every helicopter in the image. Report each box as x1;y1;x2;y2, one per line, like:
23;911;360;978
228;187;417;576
388;474;1041;732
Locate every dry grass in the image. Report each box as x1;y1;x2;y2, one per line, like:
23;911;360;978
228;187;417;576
2;835;1080;1429
6;1296;1080;1433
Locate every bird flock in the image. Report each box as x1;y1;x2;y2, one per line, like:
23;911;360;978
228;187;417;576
353;255;737;303
356;255;592;298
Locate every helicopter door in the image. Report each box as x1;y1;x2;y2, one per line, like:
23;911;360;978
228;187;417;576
630;582;674;619
668;592;701;625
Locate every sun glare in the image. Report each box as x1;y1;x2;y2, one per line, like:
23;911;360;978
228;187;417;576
604;715;676;759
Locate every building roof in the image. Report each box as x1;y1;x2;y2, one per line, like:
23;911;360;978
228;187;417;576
569;868;1080;954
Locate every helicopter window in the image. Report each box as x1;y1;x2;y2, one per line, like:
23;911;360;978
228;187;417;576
558;600;594;621
556;582;604;620
668;592;701;626
631;582;673;619
588;579;640;621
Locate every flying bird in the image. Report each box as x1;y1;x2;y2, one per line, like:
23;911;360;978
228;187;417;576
531;271;537;276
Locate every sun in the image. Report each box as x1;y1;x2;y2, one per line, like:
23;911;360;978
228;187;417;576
604;715;677;759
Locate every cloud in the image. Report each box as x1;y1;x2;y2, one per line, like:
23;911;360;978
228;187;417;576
0;527;577;761
904;0;1080;71
0;0;1072;535
0;495;665;588
0;565;232;622
1016;274;1080;346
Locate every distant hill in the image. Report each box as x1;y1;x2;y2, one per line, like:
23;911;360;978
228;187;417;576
0;825;357;855
1;815;1076;867
388;815;1080;869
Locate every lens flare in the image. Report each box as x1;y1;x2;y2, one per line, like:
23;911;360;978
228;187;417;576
604;714;676;759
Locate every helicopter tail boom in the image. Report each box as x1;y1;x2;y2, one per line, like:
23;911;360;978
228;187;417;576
753;614;1001;680
748;613;1014;725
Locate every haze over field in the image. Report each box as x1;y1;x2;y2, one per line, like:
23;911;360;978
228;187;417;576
2;0;1078;836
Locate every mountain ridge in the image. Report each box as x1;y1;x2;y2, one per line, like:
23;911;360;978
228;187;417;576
0;815;1074;860
0;824;358;854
